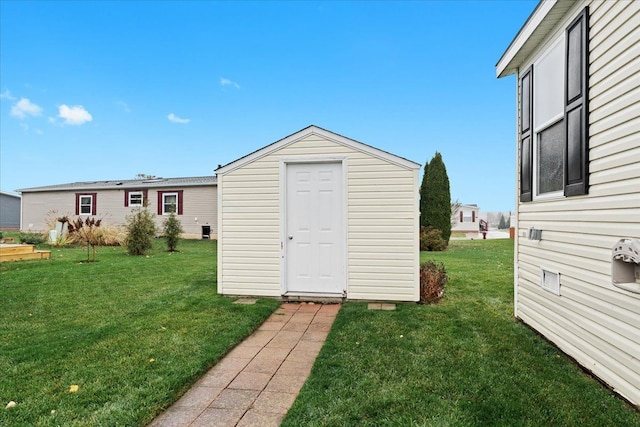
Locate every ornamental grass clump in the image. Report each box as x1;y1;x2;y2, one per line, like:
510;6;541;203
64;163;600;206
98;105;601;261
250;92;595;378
162;212;183;252
125;206;156;256
419;260;447;304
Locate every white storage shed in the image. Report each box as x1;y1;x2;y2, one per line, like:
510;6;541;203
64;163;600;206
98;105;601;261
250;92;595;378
216;125;421;301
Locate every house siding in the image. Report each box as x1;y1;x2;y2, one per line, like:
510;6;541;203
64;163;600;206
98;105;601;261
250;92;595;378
218;131;419;301
0;193;21;229
515;0;640;405
21;186;217;238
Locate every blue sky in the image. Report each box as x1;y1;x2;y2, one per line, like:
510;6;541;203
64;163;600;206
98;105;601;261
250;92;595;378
0;0;537;212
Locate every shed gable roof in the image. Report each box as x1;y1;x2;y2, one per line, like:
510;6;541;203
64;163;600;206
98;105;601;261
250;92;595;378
18;176;217;193
496;0;575;78
216;125;420;175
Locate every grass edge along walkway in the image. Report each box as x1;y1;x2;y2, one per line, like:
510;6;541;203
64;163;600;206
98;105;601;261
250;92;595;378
0;239;281;426
282;240;640;427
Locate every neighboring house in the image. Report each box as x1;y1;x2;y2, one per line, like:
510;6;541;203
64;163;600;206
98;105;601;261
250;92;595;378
0;191;21;230
216;125;421;301
497;0;639;406
451;204;480;233
18;176;217;238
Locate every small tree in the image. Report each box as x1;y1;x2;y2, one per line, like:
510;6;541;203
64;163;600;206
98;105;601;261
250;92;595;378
67;217;103;262
126;206;156;255
498;214;507;230
163;212;183;252
450;199;461;228
134;173;156;180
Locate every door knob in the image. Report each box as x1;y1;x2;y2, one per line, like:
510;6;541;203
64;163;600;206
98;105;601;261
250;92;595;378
288;235;293;240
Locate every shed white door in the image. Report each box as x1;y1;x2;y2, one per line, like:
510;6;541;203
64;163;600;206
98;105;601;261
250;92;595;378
285;162;345;295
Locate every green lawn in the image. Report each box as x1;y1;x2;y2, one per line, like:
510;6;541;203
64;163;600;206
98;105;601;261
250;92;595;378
283;240;640;426
0;239;280;426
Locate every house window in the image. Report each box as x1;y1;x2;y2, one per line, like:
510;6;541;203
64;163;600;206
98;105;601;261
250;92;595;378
75;193;97;216
533;36;565;198
80;195;93;214
519;7;589;201
129;192;143;206
124;189;148;207
460;211;476;223
163;193;177;214
157;190;183;215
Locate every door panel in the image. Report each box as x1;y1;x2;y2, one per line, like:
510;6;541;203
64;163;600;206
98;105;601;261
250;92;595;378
286;162;344;294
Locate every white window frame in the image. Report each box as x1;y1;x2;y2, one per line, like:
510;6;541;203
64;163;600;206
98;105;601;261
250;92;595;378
79;195;93;215
532;34;566;201
128;191;143;207
162;192;178;215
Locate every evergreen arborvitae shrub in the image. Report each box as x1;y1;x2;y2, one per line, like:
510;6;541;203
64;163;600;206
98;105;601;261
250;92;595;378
419;260;448;304
126;207;156;256
419;159;430;228
423;151;452;244
162;212;183;252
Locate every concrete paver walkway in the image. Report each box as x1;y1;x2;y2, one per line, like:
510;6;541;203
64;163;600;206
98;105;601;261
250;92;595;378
148;302;340;427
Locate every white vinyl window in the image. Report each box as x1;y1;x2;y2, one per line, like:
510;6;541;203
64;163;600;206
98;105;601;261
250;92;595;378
533;35;565;199
162;193;178;215
79;195;93;215
128;191;143;206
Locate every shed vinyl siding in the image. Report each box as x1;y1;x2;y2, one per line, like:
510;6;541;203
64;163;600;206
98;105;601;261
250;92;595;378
218;131;419;301
514;0;640;405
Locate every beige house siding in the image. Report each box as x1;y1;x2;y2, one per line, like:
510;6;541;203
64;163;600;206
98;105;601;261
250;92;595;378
511;0;640;406
218;128;420;301
21;185;217;238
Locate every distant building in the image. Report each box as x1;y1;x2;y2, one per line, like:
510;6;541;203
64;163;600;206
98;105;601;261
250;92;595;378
451;204;480;233
0;191;21;230
18;176;217;238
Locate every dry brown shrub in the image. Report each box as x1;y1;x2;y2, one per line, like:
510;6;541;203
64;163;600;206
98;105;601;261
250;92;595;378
420;260;448;304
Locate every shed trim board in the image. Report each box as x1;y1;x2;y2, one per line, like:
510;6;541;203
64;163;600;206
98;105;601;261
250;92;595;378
217;126;420;302
216;125;419;174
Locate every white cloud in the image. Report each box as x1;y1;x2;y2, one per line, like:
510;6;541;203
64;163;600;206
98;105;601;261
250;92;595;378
18;123;43;135
11;98;43;118
220;77;240;89
1;90;16;101
116;100;131;113
58;104;93;125
167;113;190;124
